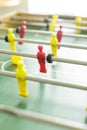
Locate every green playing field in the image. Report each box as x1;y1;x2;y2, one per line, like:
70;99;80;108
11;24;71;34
0;17;87;130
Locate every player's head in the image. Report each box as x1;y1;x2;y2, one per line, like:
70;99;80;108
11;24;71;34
52;15;58;20
38;45;43;52
22;21;27;26
8;28;13;34
59;25;62;29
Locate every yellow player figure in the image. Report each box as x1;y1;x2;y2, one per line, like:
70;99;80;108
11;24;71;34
50;33;58;57
52;15;58;22
8;28;16;51
75;16;82;34
49;21;55;31
49;15;58;31
7;28;22;65
16;60;29;98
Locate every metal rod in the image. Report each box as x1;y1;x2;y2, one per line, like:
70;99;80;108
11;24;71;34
0;34;87;50
53;57;87;66
0;49;87;66
0;20;46;27
11;16;87;25
62;25;87;31
0;26;87;38
0;70;87;91
0;104;87;130
0;49;37;59
0;19;87;31
20;29;87;38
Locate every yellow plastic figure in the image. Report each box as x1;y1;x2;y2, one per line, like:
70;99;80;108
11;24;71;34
52;15;58;22
75;16;81;34
7;28;22;65
50;33;58;57
49;15;58;31
16;60;29;97
49;21;55;31
8;28;16;51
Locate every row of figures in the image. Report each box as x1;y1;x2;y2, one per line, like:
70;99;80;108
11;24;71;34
46;15;82;34
5;24;63;65
4;20;63;98
16;20;63;44
14;16;81;98
3;15;82;98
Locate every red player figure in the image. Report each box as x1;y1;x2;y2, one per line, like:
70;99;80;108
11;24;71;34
56;25;63;43
19;21;27;45
37;45;47;73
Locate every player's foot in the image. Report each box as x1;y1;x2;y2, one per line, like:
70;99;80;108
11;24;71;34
40;69;47;73
18;91;29;97
19;42;23;45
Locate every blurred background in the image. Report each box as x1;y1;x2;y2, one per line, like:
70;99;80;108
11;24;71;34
29;0;87;16
0;0;29;15
0;0;87;16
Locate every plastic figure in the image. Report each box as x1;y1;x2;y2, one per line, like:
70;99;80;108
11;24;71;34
49;15;58;31
50;33;58;57
75;16;81;34
56;25;63;42
16;60;29;97
19;21;26;44
7;29;22;64
37;45;47;73
8;28;16;51
52;15;58;22
49;21;55;31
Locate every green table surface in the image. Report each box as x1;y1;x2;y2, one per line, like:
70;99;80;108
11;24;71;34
0;24;87;130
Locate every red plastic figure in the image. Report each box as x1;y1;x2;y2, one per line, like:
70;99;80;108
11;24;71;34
37;45;47;73
56;25;63;43
19;21;26;45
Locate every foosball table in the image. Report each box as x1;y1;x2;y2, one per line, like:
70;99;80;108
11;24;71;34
0;11;87;130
